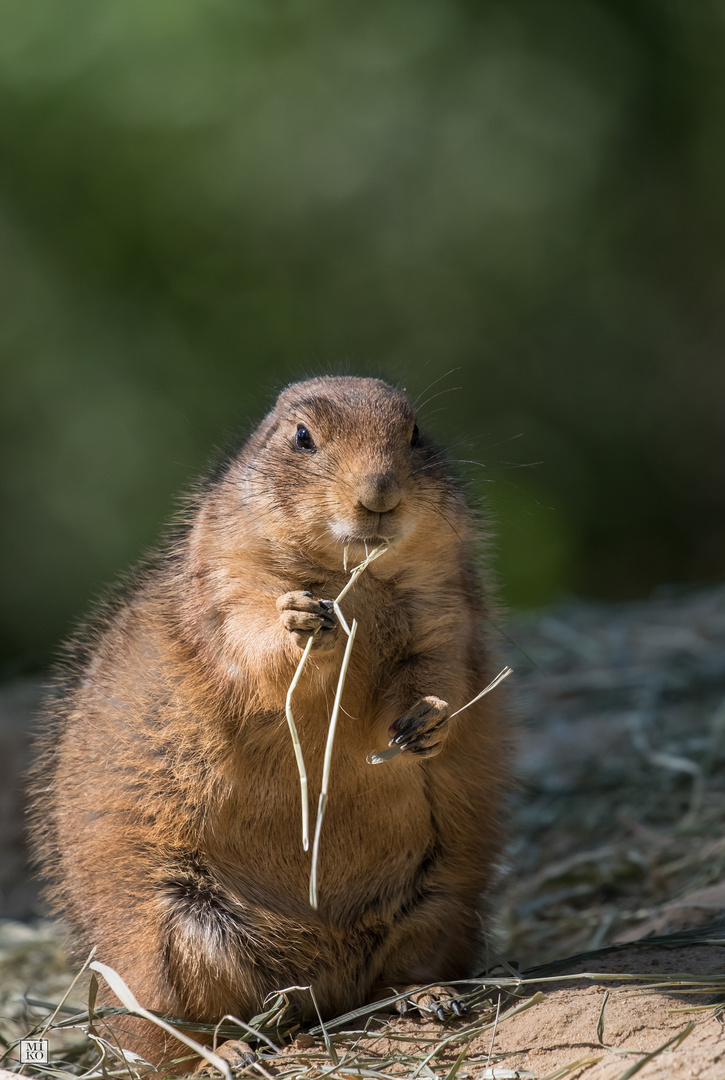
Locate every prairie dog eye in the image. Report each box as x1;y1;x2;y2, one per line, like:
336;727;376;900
411;423;420;447
295;424;316;452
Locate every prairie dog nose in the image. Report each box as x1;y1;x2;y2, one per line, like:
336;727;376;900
357;473;402;514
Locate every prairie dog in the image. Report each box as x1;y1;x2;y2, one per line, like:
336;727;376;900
31;376;509;1066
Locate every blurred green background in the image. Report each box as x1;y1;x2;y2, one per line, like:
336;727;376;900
2;0;724;672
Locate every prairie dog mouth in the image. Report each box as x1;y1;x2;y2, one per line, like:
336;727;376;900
330;508;416;550
340;534;390;546
332;531;399;559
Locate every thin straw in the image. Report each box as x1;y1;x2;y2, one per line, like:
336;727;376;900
309;618;358;909
285;634;315;851
366;667;513;766
284;542;388;900
449;666;513;718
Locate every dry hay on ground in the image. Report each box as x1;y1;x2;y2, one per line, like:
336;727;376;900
500;582;725;964
5;925;725;1080
3;584;725;1078
310;932;725;1080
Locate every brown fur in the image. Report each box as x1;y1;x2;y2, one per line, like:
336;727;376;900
29;376;509;1068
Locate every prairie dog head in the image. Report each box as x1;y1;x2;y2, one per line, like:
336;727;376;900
217;376;462;566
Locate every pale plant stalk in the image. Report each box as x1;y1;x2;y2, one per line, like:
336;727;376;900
285;635;316;851
89;961;233;1080
288;547;510;902
449;665;513;718
283;544;388;901
332;600;351;637
37;946;96;1039
309;618;358;910
334;542;388;605
16;945;99;1076
366;666;514;765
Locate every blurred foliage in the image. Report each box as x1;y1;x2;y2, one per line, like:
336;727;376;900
2;0;725;669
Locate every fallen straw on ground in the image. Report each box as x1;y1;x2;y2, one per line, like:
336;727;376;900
89;960;233;1080
10;929;725;1080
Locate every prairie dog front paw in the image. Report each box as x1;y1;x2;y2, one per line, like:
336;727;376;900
388;695;450;757
277;590;338;651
